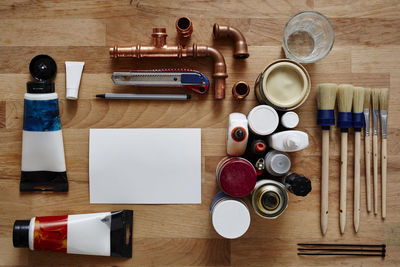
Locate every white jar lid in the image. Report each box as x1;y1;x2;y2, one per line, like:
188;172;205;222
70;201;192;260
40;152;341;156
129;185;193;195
212;199;250;239
247;105;279;135
281;111;299;129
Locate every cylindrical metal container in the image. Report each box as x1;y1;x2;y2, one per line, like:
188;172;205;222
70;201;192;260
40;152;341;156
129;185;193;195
210;192;251;239
254;59;310;111
251;180;289;219
216;157;257;197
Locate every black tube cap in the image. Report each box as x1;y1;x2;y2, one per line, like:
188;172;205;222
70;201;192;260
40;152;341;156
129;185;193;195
285;173;312;197
13;220;30;248
29;55;57;81
232;128;245;141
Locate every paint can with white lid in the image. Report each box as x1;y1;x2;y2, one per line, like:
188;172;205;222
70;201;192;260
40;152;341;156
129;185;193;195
210;192;251;239
264;150;291;176
247;105;279;136
251;179;289;219
216;157;257;197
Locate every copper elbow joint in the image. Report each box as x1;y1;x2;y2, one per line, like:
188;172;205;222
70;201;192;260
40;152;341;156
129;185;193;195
232;81;250;100
176;17;193;38
213;23;249;59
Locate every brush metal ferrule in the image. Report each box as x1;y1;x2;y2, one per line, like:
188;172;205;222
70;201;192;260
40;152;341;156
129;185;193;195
380;110;388;139
372;109;379;136
363;108;370;136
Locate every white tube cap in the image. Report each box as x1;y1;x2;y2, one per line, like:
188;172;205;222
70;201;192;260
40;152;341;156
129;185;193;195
66;87;79;100
281;111;299;129
247;105;279;135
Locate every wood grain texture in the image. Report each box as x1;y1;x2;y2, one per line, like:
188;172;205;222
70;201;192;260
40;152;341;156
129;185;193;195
0;0;399;266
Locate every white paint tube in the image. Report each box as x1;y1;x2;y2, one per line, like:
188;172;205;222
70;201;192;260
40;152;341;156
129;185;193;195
65;61;85;100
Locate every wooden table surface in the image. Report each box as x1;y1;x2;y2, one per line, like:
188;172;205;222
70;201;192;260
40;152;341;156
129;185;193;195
1;0;399;266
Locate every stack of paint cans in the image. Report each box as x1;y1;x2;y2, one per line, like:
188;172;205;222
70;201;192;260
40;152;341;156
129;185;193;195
211;103;312;239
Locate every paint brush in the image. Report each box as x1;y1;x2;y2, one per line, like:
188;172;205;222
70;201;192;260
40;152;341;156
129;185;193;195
352;87;364;232
363;88;372;212
379;88;388;219
372;89;380;215
317;83;337;235
337;84;354;234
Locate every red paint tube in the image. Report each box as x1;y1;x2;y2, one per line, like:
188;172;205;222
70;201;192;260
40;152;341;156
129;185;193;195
13;210;133;258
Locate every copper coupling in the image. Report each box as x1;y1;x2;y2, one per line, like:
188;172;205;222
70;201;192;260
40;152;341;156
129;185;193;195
213;23;249;59
109;28;227;99
176;17;193;38
232;81;250;100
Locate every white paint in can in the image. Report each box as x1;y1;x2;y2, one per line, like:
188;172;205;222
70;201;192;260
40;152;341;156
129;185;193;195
210;192;250;239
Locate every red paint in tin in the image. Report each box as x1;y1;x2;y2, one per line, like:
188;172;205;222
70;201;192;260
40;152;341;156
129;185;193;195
216;157;257;197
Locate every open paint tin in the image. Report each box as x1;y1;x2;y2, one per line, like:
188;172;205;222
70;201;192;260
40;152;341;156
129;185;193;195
254;59;311;110
210;192;250;239
216;157;257;197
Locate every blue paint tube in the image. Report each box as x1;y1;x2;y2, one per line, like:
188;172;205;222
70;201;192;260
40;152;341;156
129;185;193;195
20;55;68;192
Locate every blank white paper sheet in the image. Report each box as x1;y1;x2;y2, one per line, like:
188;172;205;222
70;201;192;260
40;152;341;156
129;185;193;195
89;128;201;204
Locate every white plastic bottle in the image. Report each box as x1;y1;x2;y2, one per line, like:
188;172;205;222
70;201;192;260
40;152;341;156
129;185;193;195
227;113;248;156
268;130;309;152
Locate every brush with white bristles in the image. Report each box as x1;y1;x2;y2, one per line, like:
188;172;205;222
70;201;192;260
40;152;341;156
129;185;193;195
317;83;337;235
363;88;372;213
372;89;380;215
337;84;354;234
379;88;389;219
352;87;364;232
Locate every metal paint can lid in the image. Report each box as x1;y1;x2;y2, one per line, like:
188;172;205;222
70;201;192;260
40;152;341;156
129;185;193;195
281;111;299;129
247;105;279;135
211;198;250;239
218;157;257;197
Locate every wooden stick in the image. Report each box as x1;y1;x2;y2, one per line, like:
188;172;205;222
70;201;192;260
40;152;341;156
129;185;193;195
365;135;372;212
354;131;361;232
321;129;330;235
382;138;387;218
340;132;348;234
373;135;379;215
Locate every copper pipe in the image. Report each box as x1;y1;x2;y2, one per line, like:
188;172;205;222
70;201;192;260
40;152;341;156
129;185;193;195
232;81;250;100
213;23;249;59
110;28;227;99
176;17;193;38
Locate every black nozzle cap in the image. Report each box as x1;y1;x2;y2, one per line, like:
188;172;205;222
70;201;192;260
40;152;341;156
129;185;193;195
29;55;57;81
232;128;245;141
13;220;30;248
285;173;312;197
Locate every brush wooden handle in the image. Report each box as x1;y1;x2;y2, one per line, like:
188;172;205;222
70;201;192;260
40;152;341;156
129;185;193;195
365;135;372;212
340;131;348;234
373;135;379;215
354;131;361;232
321;129;330;235
382;138;387;219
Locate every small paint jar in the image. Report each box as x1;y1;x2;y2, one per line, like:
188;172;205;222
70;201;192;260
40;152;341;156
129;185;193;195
210;192;251;239
247;105;279;136
251;180;289;219
264;150;291;176
281;111;299;129
216;157;257;197
254;59;311;110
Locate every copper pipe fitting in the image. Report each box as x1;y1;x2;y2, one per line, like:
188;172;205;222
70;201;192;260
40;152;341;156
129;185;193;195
213;23;249;59
232;81;250;100
109;28;227;99
176;17;193;38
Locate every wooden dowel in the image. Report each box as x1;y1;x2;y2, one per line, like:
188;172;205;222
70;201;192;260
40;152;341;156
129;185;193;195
365;135;372;212
373;135;379;215
321;129;330;235
354;131;361;232
340;131;348;234
382;138;387;218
